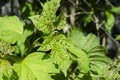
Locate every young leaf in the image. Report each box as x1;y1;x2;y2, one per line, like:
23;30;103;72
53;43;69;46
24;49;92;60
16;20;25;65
54;34;72;49
51;42;71;76
54;13;66;30
29;15;52;34
0;39;14;57
13;52;58;80
29;0;66;35
104;11;115;33
38;34;71;52
29;0;61;34
42;0;60;21
38;35;55;51
39;34;73;76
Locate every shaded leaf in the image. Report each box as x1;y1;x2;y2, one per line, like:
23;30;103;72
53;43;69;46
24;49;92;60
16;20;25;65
16;26;34;56
115;35;120;40
68;28;99;52
104;11;115;33
88;46;112;75
68;28;112;76
68;46;89;73
84;13;93;27
110;6;120;14
0;59;13;80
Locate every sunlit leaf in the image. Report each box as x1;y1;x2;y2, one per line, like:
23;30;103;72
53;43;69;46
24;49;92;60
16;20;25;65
0;16;23;44
54;13;66;30
29;0;62;34
38;35;55;51
29;15;52;34
51;42;71;76
0;30;22;44
13;52;58;80
0;16;23;34
42;0;60;20
0;39;14;57
39;34;72;76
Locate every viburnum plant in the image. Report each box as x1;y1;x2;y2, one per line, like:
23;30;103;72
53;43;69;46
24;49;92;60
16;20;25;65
0;0;120;80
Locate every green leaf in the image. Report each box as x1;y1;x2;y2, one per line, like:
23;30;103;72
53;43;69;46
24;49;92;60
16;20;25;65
81;34;99;52
0;30;22;44
115;35;120;40
54;13;66;30
38;34;71;51
104;11;115;33
39;34;72;76
51;42;71;76
0;16;23;44
39;34;73;76
0;16;23;34
0;39;14;57
16;26;34;56
29;0;61;34
42;0;60;20
54;34;72;49
88;46;112;75
67;28;84;45
84;13;93;27
22;2;35;16
110;6;120;14
38;35;55;51
29;15;52;34
68;46;89;73
13;52;58;80
68;28;112;76
0;59;13;80
68;28;99;52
